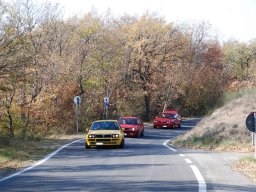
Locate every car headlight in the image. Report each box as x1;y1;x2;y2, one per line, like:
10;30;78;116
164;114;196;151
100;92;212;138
167;122;171;124
112;134;119;138
88;134;95;138
153;120;157;123
131;128;135;131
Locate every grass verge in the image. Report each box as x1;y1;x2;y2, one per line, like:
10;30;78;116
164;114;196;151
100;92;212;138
0;134;84;178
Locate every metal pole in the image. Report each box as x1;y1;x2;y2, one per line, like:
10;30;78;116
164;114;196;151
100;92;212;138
255;132;256;159
254;112;256;158
106;106;108;120
76;105;79;134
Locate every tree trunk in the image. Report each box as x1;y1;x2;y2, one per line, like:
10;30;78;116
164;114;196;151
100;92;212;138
7;109;14;137
144;94;151;121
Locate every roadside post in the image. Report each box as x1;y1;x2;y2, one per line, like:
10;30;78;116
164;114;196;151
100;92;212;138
254;112;256;159
246;112;256;158
74;96;81;134
104;97;109;120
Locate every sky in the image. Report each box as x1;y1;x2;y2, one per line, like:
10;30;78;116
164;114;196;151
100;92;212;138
40;0;256;42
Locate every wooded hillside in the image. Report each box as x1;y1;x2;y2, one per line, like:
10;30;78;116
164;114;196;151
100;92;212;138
1;0;256;137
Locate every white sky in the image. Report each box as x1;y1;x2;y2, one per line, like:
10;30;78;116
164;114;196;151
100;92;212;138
42;0;256;42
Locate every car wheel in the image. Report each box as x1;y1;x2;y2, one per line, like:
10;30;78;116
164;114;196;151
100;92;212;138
85;142;91;149
140;129;144;137
178;123;181;128
120;139;125;148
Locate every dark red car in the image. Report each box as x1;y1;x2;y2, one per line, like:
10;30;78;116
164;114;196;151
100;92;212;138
118;116;144;137
153;110;181;129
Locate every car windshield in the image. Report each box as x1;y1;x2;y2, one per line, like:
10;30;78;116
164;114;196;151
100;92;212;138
161;113;176;119
118;118;138;125
90;122;120;131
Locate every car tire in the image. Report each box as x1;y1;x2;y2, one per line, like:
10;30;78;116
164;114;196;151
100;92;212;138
85;142;91;149
140;129;144;137
120;139;125;148
178;123;181;128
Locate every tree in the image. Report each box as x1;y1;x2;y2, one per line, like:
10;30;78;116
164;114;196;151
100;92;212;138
119;14;182;120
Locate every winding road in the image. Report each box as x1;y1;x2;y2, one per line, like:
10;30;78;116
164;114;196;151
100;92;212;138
0;118;255;192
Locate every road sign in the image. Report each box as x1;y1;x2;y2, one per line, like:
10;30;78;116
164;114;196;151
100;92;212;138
104;97;109;107
74;96;81;106
73;96;81;134
246;112;256;132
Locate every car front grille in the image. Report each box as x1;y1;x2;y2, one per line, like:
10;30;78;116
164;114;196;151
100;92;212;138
95;134;112;138
95;138;119;142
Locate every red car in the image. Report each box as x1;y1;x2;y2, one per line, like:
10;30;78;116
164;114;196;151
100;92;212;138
118;117;144;137
153;110;181;129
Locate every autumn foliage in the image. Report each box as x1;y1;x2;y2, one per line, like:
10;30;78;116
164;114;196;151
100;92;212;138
0;0;255;138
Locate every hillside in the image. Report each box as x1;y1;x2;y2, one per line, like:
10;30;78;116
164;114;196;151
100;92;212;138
173;91;256;152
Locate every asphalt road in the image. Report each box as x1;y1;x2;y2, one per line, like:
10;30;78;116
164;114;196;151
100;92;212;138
0;118;255;192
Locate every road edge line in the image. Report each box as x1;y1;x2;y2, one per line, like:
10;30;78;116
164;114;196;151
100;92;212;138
163;139;207;192
190;165;207;192
163;140;177;152
0;138;84;183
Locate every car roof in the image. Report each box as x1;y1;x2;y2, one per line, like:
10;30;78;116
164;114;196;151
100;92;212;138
93;120;118;123
119;116;139;119
164;110;178;114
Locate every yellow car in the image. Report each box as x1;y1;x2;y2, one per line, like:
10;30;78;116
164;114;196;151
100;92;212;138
85;120;125;149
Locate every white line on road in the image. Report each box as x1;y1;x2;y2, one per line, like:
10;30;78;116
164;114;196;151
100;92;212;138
185;158;193;164
0;138;84;182
163;139;207;192
163;140;177;152
190;165;207;192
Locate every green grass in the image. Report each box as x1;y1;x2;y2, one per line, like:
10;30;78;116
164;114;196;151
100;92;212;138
173;132;252;151
222;87;256;105
240;156;256;163
174;134;217;149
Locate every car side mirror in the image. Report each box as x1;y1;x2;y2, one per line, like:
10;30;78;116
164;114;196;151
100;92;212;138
85;128;89;134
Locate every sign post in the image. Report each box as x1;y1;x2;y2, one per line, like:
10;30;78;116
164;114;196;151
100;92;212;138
246;112;256;158
254;113;256;159
104;97;109;120
74;96;81;134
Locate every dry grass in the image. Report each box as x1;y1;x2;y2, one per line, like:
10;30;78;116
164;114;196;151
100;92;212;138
234;156;256;182
0;134;84;178
173;94;256;152
172;90;256;182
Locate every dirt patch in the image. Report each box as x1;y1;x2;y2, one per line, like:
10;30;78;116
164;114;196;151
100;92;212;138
234;156;256;182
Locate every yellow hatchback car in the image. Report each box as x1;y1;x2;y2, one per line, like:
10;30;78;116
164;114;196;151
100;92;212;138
85;120;125;149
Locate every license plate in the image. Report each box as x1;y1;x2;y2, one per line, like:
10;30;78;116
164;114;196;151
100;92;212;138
163;125;167;128
96;142;103;145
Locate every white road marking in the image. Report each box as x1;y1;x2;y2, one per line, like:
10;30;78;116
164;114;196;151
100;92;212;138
190;165;207;192
185;158;193;164
0;138;84;182
163;139;177;152
163;139;207;192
